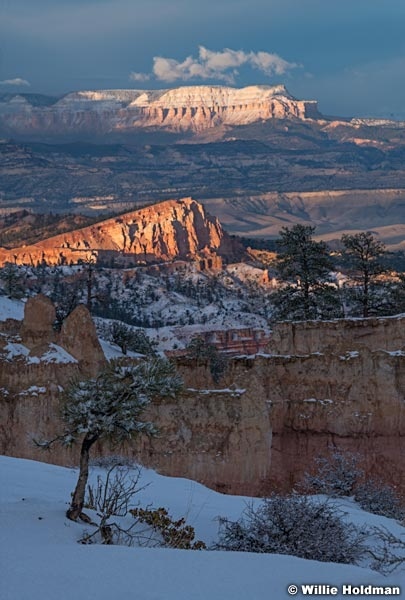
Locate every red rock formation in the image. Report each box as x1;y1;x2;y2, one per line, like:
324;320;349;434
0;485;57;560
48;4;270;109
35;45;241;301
166;327;271;358
0;297;271;493
0;198;245;267
1;302;404;497
59;305;106;377
20;294;56;349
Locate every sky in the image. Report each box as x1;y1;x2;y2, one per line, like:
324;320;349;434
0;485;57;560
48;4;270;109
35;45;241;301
1;0;405;118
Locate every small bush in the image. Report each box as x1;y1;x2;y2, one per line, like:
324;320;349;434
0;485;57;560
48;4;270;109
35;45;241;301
368;526;405;573
80;465;205;550
303;449;363;497
354;481;405;521
216;495;367;564
130;507;206;550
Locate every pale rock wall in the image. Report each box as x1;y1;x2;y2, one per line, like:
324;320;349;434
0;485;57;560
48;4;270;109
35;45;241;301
5;387;270;495
266;315;405;355
0;295;271;495
176;347;405;493
134;388;271;494
1;302;405;496
0;85;320;135
0;296;107;464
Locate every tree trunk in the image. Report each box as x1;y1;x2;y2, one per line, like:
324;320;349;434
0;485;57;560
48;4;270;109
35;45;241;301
66;432;98;521
86;266;93;313
363;270;369;318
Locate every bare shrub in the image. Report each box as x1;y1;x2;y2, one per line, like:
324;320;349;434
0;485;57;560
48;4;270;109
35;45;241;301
79;465;206;550
80;464;145;545
367;526;405;573
303;449;363;497
216;495;367;565
354;481;405;521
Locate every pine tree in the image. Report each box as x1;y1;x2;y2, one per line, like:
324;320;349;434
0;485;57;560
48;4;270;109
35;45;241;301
341;232;386;317
186;336;228;383
36;359;182;521
0;262;24;298
272;225;341;320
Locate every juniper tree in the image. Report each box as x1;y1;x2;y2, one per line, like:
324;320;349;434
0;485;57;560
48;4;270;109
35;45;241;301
36;359;182;521
272;225;341;320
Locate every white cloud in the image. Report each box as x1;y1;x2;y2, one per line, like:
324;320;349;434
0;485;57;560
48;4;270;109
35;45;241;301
129;72;151;82
0;77;30;87
130;46;298;84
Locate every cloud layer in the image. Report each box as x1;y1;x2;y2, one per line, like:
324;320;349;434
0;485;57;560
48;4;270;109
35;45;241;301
130;46;298;84
0;78;30;87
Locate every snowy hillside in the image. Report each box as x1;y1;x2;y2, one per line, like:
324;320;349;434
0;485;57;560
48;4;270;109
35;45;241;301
90;262;273;338
0;296;25;321
1;457;404;600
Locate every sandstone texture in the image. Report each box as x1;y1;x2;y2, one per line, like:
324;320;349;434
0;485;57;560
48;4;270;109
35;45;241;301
59;305;106;376
20;294;56;349
267;315;405;355
0;296;107;465
148;316;405;494
0;85;319;135
127;387;271;495
0;198;244;268
0;294;105;379
1;300;405;496
135;327;405;494
0;297;271;494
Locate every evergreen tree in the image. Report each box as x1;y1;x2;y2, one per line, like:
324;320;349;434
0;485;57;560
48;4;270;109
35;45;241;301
36;359;182;521
186;336;228;383
272;225;341;320
0;262;25;298
109;322;157;356
341;232;386;317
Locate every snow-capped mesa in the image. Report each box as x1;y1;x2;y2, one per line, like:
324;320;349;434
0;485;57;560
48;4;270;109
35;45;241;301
0;84;320;135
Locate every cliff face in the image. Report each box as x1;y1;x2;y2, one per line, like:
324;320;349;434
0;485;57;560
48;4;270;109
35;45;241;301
0;85;320;135
266;316;405;355
0;198;244;267
151;316;405;493
135;85;319;131
1;301;404;496
174;323;405;494
0;295;271;495
0;295;106;462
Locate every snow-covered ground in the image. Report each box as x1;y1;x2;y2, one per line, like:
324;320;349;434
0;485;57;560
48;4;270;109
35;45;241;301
97;263;273;332
0;296;25;321
1;456;404;600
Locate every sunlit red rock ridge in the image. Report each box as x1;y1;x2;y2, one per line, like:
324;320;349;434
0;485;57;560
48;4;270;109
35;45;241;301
0;198;245;267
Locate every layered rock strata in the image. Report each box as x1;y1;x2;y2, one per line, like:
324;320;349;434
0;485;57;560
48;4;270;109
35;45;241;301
266;315;405;355
0;85;320;135
0;296;271;494
1;300;404;496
